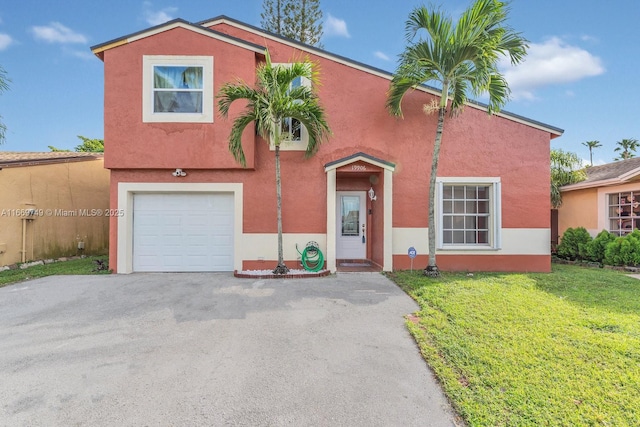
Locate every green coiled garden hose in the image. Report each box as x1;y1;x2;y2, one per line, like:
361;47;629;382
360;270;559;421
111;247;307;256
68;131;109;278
296;241;325;272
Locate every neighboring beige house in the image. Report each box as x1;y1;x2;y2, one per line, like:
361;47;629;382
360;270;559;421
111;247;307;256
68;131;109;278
559;157;640;238
0;152;109;267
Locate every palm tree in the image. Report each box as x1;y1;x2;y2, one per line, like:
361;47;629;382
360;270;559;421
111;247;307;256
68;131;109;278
614;138;639;161
581;140;601;166
218;50;331;274
550;149;586;208
386;0;527;276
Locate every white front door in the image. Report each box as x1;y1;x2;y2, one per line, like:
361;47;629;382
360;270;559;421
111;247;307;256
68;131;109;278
336;191;366;259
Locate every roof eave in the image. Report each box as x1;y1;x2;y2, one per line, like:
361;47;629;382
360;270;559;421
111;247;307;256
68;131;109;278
562;165;640;192
617;166;640;182
90;18;266;58
200;16;564;137
0;155;103;168
560;178;620;192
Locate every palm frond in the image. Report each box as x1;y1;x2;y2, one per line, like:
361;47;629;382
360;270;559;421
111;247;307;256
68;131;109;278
227;110;258;167
551;148;587;208
217;81;256;117
391;0;527;118
217;48;330;165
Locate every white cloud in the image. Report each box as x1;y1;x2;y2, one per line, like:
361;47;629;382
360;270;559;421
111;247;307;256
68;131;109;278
63;47;95;60
30;22;87;44
500;37;605;100
0;33;13;50
143;2;177;26
374;51;390;61
324;14;350;38
580;34;598;43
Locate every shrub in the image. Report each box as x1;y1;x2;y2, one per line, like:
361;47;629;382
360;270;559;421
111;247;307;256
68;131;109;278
557;227;592;261
604;230;640;266
587;230;617;263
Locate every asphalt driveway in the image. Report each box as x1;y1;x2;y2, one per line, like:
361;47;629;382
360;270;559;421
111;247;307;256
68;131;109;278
0;273;459;426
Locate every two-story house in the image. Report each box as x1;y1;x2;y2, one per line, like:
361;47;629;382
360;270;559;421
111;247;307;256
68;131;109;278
91;16;563;274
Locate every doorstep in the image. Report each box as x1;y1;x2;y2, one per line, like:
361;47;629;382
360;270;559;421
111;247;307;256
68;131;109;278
336;259;382;273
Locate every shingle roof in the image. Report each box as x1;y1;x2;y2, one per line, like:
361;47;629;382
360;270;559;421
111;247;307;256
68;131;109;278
0;151;103;167
561;157;640;191
583;157;640;183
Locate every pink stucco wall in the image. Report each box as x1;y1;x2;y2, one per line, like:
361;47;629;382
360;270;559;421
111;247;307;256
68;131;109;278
103;27;257;170
102;21;554;272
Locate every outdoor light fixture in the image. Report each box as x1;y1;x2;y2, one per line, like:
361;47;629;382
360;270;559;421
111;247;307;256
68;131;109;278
172;168;187;177
368;186;377;201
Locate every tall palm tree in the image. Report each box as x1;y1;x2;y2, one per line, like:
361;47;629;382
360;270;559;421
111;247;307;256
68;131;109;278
614;138;639;161
218;50;331;274
386;0;527;276
550;149;586;208
581;140;601;166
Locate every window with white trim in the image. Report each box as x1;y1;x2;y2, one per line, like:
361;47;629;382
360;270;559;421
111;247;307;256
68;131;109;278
437;178;501;249
271;64;310;151
142;56;213;123
608;191;640;236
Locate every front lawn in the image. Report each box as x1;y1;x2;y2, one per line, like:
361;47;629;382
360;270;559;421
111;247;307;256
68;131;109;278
389;264;640;426
0;256;110;288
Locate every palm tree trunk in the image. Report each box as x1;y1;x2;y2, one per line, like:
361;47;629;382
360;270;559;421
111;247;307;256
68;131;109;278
425;106;446;277
273;144;289;274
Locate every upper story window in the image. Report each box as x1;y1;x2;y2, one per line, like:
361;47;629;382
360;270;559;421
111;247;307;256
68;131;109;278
608;191;640;236
281;76;303;142
272;64;310;151
153;66;203;113
142;56;213;123
437;178;502;250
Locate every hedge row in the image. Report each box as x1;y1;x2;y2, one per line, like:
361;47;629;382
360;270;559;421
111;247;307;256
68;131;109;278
556;227;640;266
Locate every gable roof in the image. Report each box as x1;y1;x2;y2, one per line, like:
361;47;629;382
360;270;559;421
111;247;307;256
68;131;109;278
90;18;266;59
0;151;103;168
90;15;564;138
561;157;640;192
324;152;396;172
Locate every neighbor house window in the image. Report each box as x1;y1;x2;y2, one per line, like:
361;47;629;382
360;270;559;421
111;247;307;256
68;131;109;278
437;178;501;249
608;191;640;236
272;64;310;151
142;56;213;123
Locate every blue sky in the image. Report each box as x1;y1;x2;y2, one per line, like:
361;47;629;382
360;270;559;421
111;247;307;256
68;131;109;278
0;0;637;164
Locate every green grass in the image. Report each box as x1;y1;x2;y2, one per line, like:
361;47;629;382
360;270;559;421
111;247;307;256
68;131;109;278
0;256;110;287
389;264;640;426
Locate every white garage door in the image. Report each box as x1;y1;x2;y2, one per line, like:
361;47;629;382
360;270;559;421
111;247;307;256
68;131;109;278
132;193;234;272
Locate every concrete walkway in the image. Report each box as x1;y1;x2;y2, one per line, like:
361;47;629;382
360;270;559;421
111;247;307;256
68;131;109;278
0;273;459;426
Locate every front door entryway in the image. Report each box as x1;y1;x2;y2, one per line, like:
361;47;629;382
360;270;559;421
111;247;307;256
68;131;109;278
336;191;366;259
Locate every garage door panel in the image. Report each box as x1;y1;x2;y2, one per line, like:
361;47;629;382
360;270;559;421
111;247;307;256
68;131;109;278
133;193;234;272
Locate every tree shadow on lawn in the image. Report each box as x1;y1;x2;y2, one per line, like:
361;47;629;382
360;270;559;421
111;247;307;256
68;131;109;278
529;264;640;316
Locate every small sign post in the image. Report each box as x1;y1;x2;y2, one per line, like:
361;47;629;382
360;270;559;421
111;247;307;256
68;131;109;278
408;246;417;272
